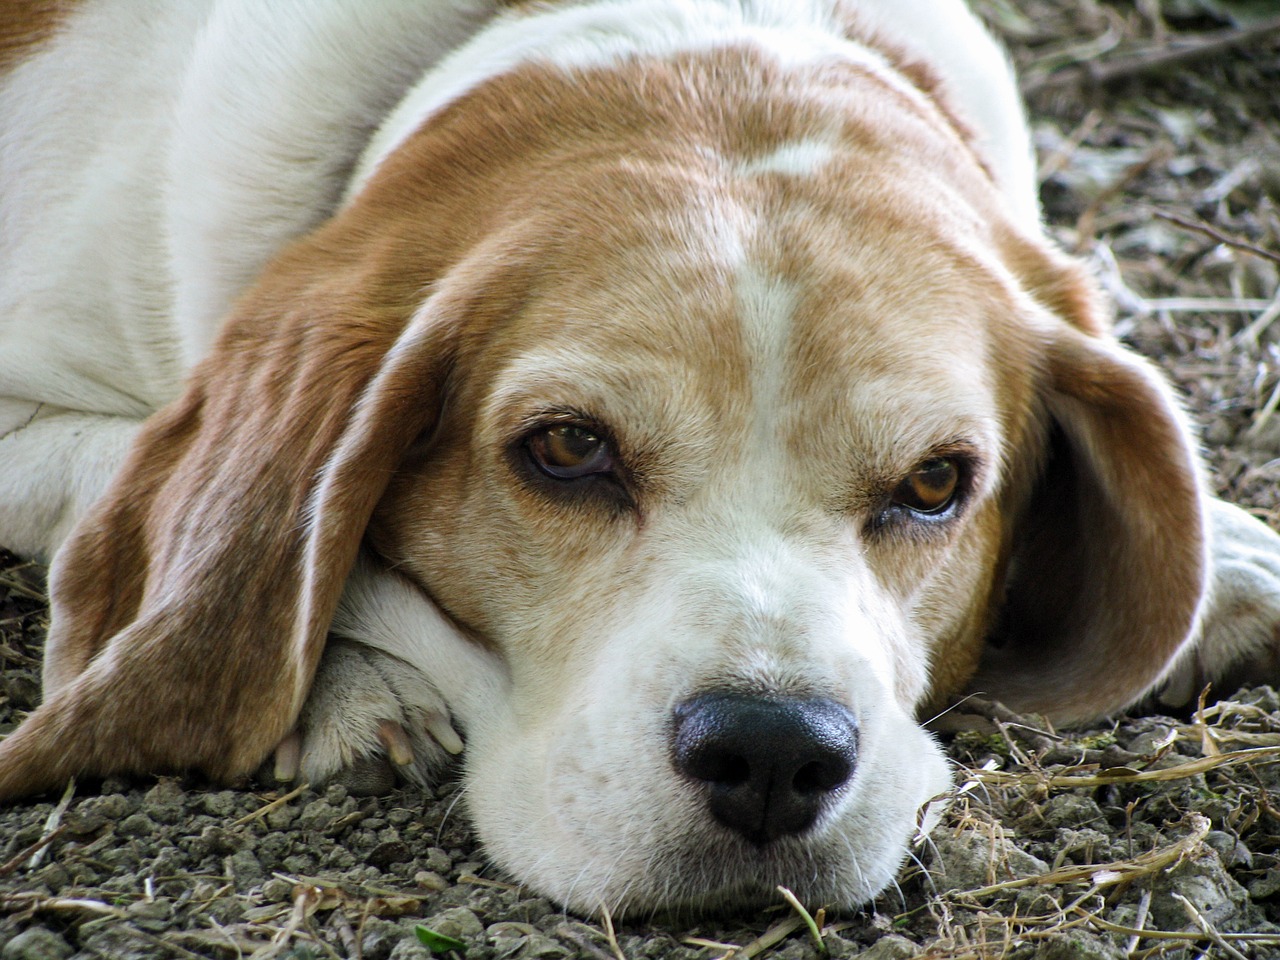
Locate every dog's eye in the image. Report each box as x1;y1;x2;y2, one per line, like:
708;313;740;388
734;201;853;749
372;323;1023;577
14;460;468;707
892;458;959;515
527;425;614;480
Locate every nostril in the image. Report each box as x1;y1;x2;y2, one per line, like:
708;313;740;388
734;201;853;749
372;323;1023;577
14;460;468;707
793;756;851;794
672;692;859;844
686;749;750;787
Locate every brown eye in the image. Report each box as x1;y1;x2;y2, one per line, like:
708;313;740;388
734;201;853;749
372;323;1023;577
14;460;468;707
528;425;614;480
892;458;959;515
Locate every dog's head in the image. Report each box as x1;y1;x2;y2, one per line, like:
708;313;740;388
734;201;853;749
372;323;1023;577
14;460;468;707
0;46;1206;912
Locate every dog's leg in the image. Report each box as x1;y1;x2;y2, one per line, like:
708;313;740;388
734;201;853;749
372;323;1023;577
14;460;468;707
1159;497;1280;706
0;401;140;562
273;553;507;793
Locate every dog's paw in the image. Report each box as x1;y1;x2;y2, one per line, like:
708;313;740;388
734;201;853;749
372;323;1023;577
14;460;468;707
1159;498;1280;707
271;638;464;794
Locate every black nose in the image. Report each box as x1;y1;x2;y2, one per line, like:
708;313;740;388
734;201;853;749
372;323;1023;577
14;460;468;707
672;692;859;845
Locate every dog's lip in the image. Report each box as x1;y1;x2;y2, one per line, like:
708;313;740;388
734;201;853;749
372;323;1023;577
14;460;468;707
596;833;859;914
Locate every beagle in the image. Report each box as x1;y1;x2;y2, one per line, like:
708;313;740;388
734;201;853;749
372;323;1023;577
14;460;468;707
1;0;1278;915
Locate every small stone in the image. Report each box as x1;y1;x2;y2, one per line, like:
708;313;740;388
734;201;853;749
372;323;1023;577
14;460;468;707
1034;931;1124;960
852;934;918;959
265;803;300;830
196;825;241;856
387;939;432;960
413;871;449;892
200;791;241;818
261;877;295;901
226;848;265;889
422;907;485;942
298;798;338;830
1249;867;1280;899
423;847;452;874
1;928;73;960
1124;724;1175;756
368;840;411;869
325;783;349;805
355;917;402;960
126;899;174;932
930;829;1048;892
1150;850;1248;929
144;777;186;807
1205;830;1252;868
68;793;132;833
1040;794;1105;830
117;812;157;838
512;932;571;958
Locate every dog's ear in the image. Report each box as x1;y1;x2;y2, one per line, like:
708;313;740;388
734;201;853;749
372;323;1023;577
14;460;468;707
0;234;514;799
972;246;1208;725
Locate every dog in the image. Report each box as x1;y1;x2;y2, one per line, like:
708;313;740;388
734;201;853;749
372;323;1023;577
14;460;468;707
2;0;1279;915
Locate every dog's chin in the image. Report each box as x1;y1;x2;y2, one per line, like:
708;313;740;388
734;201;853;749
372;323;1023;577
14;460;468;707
478;813;919;919
464;732;952;917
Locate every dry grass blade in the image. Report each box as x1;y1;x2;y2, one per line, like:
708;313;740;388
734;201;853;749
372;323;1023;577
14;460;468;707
599;901;628;960
27;779;74;871
1154;210;1280;267
969;745;1280;788
956;814;1210;899
1081;909;1280;946
1173;892;1250;960
231;782;310;826
0;893;127;919
0;561;47;602
0;826;65;878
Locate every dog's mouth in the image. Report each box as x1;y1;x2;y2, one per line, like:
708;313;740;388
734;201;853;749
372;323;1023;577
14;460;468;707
556;822;886;918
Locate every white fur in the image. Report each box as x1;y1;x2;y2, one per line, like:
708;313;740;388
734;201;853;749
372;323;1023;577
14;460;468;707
732;137;839;177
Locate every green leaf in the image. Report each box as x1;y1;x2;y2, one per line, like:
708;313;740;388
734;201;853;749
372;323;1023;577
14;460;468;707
415;925;468;955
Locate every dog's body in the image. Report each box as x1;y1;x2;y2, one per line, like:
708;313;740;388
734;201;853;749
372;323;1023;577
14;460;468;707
2;0;1279;914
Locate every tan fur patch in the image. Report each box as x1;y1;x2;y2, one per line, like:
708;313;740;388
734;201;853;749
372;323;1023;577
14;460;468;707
0;1;74;76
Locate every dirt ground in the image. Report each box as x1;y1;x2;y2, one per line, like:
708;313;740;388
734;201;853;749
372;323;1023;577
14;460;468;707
3;1;1280;958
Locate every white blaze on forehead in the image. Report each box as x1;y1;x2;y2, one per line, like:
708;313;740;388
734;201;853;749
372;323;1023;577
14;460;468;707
732;137;838;178
735;266;799;451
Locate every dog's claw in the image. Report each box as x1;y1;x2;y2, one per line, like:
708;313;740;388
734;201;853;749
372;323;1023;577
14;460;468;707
424;711;464;755
378;719;415;766
273;730;302;782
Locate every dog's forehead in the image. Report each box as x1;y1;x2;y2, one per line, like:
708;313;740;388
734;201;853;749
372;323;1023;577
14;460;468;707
388;46;1039;477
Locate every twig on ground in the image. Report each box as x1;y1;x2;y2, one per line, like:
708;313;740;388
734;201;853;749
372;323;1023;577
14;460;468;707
599;902;628;960
231;782;310;827
0;826;65;878
0;893;127;919
1173;892;1251;960
1024;15;1280;96
28;779;74;871
1154;211;1280;267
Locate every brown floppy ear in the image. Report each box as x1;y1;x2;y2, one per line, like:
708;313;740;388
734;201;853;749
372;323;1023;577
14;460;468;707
0;244;500;799
972;256;1209;725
